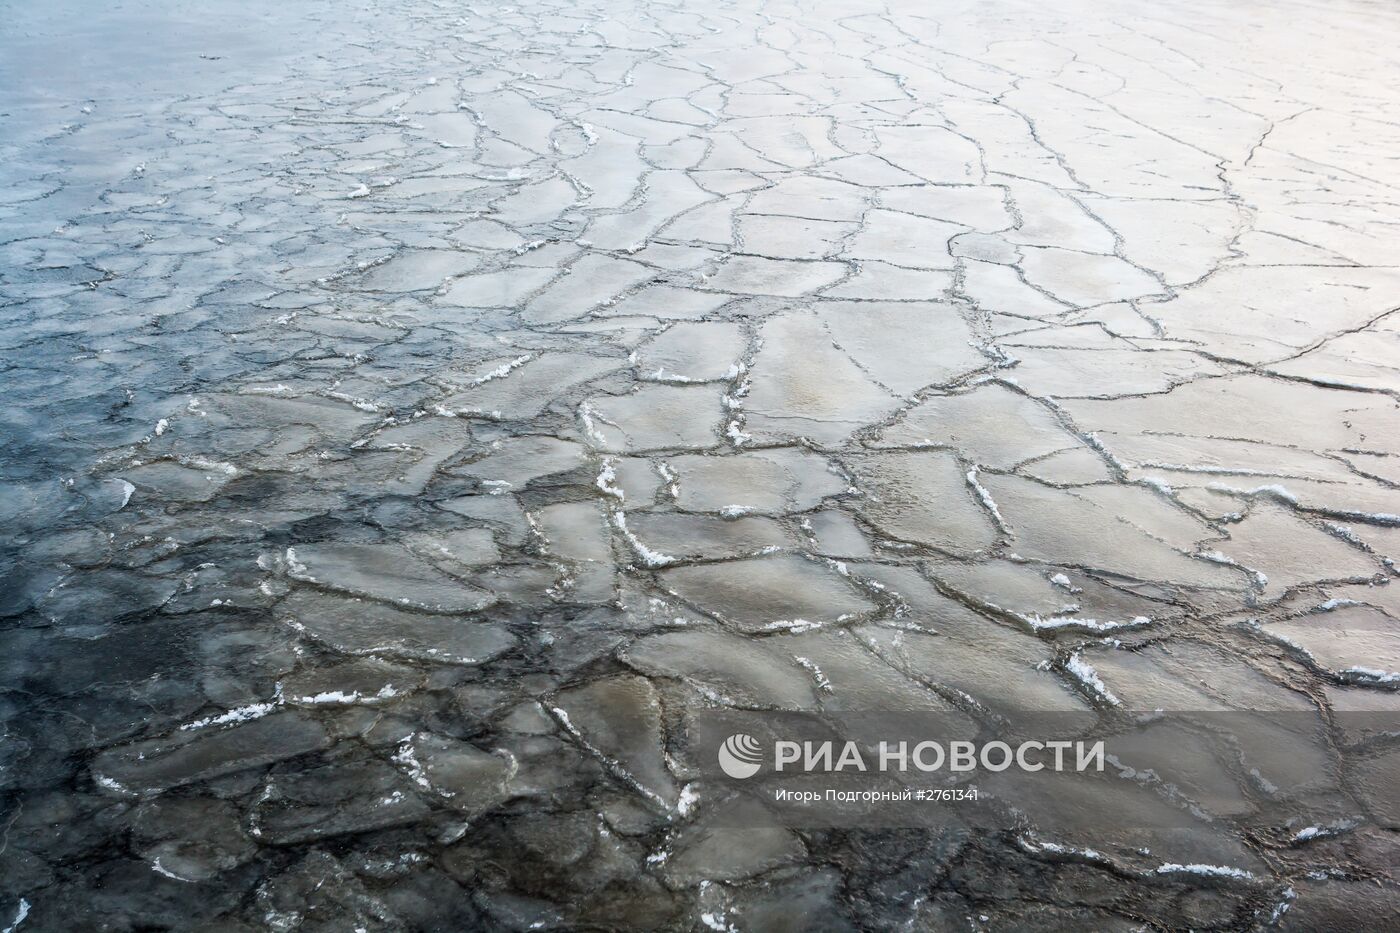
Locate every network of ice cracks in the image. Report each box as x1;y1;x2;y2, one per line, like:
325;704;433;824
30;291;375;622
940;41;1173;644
3;0;1400;928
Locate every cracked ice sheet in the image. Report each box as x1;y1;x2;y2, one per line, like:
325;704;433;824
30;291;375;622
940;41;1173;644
5;0;1400;928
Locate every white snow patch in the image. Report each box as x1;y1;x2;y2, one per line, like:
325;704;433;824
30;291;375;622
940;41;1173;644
177;455;238;477
596;459;624;501
1024;614;1150;633
2;899;30;933
966;468;1008;531
295;684;401;705
1138;461;1281;477
794;655;834;693
469;354;532;386
180;700;279;731
656;462;679;498
392;735;438;794
284;547;310;577
613;512;674;568
1293;819;1356;842
578;401;608;446
325;390;381;413
1324;509;1400;526
151;859;193;882
699;911;737;933
1016;835;1106;862
1065;652;1120;706
1207;481;1298;504
677;783;700;817
1083;432;1128;471
1154;862;1255;880
1198;549;1268;588
1343;666;1400;684
762;617;821;633
94;774;133;795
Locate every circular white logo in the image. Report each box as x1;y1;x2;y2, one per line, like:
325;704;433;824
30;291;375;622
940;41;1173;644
718;733;763;779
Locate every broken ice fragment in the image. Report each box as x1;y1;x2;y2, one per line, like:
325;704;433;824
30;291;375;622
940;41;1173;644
284;543;496;613
659;554;876;634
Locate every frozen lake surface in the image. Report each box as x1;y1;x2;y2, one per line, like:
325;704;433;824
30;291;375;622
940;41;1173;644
3;0;1400;928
